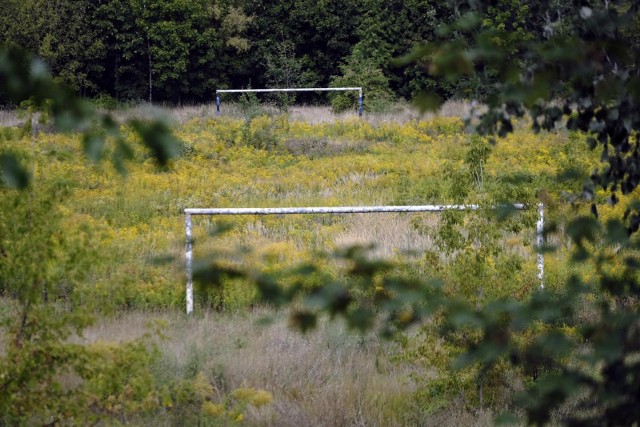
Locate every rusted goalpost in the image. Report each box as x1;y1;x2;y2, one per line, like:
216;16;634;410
184;203;544;314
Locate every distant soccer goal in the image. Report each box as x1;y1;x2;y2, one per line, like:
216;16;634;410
215;87;364;116
184;203;544;314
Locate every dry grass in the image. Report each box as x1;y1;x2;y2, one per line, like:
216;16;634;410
436;100;475;118
81;309;417;425
108;102;216;125
1;100;473;131
280;100;472;125
76;308;495;426
111;102;367;125
107;100;473;126
1;96;474;131
334;213;437;259
0;109;23;127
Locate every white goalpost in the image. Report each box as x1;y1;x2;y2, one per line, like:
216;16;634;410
215;87;364;116
184;203;545;314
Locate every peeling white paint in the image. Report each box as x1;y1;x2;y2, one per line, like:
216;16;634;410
185;203;543;314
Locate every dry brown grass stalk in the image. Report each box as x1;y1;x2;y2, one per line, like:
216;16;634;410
78;309;416;425
1;99;472;131
74;308;495;426
334;213;437;259
107;100;472;126
0;109;21;127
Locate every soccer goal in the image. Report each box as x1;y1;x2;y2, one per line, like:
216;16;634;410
183;203;544;314
215;87;364;116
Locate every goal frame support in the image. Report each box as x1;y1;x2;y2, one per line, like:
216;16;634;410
215;87;364;116
184;203;544;314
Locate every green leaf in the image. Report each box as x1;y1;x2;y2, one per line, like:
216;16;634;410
556;167;587;182
391;45;432;67
453;342;496;369
193;261;243;287
493;204;518;221
624;256;640;268
0;153;31;189
327;288;353;315
345;307;375;332
413;92;444;114
52;98;94;132
82;132;106;162
303;284;353;315
207;222;235;237
448;307;483;329
494;412;519;425
533;332;573;356
256;275;287;306
288;263;319;276
454;12;482;31
112;137;134;175
605;220;629;246
289;310;317;333
566;217;601;245
101;115;120;137
571;247;591;262
130;119;181;167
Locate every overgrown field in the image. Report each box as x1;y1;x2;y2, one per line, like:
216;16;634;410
0;110;605;308
1;107;627;424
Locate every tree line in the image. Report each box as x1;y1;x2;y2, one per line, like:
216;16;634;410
0;0;563;108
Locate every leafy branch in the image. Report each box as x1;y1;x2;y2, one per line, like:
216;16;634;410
0;47;181;188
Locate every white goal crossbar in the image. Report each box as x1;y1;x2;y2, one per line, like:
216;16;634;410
184;203;544;314
215;87;364;116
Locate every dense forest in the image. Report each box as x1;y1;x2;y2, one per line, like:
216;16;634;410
1;0;548;107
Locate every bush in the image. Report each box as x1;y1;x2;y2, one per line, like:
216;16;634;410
329;49;395;113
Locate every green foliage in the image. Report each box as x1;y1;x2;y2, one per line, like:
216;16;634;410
1;0;104;94
264;40;312;111
0;44;187;424
0;152;30;189
91;93;119;110
465;134;491;190
30;0;253;103
0;184;95;301
0;303;94;424
126;0;252;102
245;0;359;99
330;45;395;113
0;188;159;423
234;91;267;119
240;115;285;150
403;1;640;425
0;0;470;105
328;0;396;113
0;46;181;181
0;304;271;424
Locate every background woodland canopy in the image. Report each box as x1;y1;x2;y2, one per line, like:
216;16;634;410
0;0;556;108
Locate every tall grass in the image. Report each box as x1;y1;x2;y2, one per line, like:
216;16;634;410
107;100;473;126
1;99;473;129
78;308;497;426
334;213;437;259
0;101;601;424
